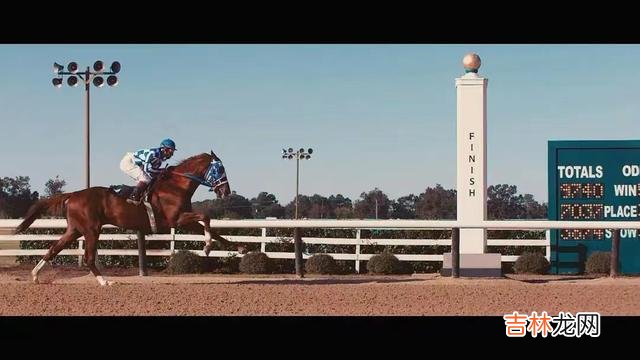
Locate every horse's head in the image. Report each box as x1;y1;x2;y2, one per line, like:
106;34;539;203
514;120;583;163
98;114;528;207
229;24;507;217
205;150;231;199
170;150;231;199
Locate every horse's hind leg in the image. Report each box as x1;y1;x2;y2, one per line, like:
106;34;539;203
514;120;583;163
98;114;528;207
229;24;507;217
31;227;81;284
82;229;113;286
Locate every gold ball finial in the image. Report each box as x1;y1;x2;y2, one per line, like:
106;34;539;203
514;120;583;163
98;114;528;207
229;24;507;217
462;53;481;73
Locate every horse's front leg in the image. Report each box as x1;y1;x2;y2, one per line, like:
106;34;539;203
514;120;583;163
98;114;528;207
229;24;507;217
175;212;213;255
175;212;244;256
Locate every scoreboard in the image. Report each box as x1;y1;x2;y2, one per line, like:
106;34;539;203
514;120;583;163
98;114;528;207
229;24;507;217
549;140;640;274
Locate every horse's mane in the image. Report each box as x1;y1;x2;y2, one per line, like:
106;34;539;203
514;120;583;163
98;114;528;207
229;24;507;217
168;153;212;175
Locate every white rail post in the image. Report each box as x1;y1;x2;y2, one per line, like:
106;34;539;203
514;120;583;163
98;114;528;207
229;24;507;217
137;231;147;276
261;228;267;253
545;229;551;262
355;229;361;273
170;228;175;254
78;238;83;266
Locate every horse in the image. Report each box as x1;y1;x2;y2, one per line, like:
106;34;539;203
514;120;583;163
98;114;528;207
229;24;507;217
14;150;240;286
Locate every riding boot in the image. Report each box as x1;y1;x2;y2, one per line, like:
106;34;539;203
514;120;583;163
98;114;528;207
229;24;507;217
127;182;147;204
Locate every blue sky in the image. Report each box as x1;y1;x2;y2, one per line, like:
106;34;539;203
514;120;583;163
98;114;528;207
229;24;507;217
1;44;640;204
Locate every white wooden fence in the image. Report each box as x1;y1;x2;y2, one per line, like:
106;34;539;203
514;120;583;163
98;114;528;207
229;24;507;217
0;218;591;272
3;218;637;272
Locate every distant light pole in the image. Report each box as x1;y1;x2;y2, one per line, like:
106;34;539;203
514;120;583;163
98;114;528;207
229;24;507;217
282;147;313;278
281;147;314;219
52;60;121;189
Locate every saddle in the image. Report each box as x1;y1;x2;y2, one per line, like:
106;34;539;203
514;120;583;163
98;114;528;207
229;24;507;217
109;174;160;201
109;184;151;200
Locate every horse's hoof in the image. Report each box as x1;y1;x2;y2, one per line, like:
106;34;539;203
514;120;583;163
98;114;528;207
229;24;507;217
106;281;115;286
203;245;212;257
32;277;39;284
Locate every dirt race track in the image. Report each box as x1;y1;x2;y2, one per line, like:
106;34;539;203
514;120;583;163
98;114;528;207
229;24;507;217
1;264;639;316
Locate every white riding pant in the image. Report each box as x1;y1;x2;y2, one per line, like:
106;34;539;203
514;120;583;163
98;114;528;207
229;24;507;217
120;152;151;184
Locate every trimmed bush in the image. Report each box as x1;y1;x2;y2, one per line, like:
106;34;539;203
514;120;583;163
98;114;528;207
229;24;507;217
513;252;550;274
216;254;241;274
166;250;202;274
305;254;337;274
585;251;610;275
367;252;402;274
239;252;272;274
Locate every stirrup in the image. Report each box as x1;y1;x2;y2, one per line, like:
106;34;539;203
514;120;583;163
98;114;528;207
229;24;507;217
127;197;142;205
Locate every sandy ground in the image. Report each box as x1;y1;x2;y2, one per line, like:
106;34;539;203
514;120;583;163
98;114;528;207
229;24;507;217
0;264;639;316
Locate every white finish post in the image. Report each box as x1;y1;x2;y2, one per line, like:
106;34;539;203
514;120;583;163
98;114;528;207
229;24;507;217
456;53;488;254
261;228;267;253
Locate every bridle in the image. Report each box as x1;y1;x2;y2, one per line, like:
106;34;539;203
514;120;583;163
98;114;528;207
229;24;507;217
173;159;228;193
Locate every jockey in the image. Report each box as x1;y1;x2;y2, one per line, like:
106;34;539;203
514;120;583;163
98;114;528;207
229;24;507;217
119;138;177;203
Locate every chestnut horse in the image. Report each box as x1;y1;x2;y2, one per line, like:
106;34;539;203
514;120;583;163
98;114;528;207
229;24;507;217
14;151;238;286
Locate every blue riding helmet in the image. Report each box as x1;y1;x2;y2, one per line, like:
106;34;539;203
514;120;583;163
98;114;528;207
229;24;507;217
160;138;177;150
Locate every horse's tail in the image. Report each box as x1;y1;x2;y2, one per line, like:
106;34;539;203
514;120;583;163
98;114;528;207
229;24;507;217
14;192;74;234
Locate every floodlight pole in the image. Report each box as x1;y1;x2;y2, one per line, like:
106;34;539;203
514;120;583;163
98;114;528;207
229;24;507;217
281;147;314;278
52;60;121;268
293;153;302;277
295;153;300;219
84;67;91;189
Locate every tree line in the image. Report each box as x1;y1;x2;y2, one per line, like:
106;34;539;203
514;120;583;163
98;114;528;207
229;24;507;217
0;175;547;220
